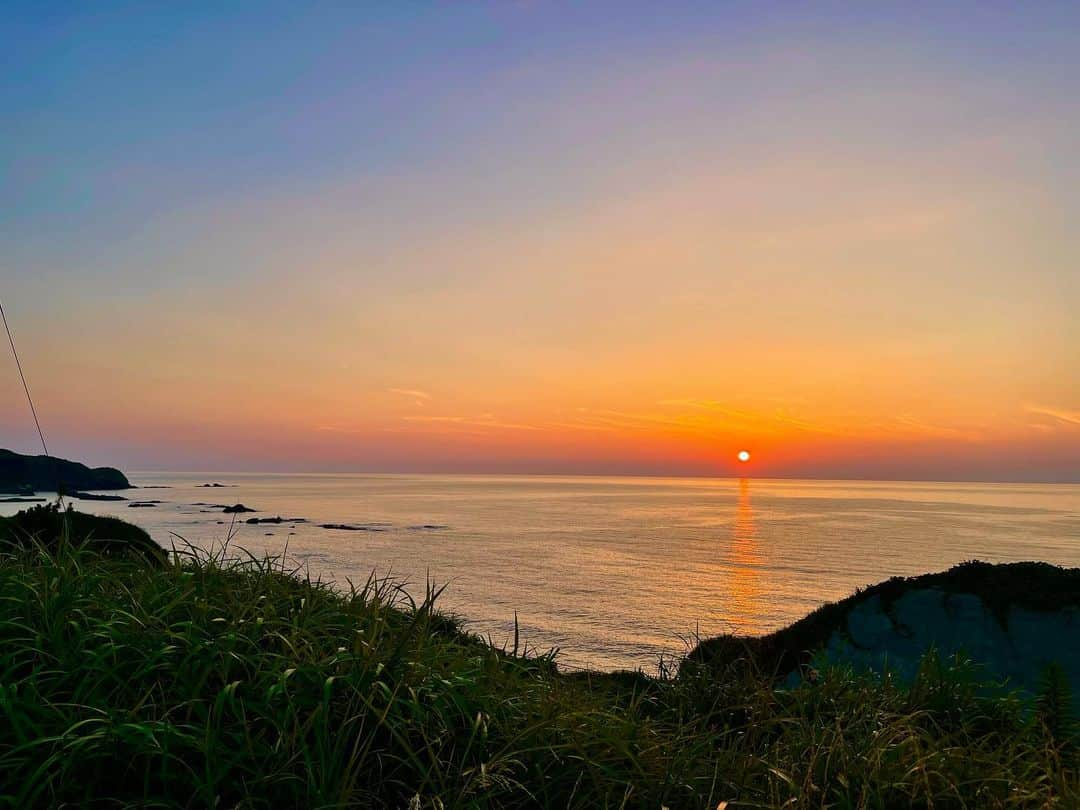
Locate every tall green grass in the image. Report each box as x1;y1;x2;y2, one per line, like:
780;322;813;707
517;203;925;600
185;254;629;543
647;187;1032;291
0;535;1075;807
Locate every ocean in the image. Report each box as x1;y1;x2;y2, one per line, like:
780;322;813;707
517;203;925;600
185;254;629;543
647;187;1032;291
6;473;1078;671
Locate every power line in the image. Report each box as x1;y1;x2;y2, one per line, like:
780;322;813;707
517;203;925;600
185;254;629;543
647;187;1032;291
1;297;63;503
0;297;50;458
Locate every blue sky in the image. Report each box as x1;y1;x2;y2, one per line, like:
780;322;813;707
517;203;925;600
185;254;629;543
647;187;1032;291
2;3;1078;479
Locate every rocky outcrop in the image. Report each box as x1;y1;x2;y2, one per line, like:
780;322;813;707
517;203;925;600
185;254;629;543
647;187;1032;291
320;523;388;532
0;449;131;493
687;561;1080;696
818;586;1080;694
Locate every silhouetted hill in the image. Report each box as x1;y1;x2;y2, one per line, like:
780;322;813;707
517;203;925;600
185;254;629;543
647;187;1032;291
687;561;1080;695
0;503;164;565
0;448;131;493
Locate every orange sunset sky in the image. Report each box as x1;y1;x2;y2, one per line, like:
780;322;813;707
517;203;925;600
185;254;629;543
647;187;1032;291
2;4;1078;481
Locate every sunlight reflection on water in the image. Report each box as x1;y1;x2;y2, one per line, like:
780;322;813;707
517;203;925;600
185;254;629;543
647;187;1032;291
7;473;1077;671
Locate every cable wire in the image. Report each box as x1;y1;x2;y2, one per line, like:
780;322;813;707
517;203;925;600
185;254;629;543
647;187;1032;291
1;296;62;502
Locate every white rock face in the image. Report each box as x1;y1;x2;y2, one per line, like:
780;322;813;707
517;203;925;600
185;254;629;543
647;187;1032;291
821;588;1080;695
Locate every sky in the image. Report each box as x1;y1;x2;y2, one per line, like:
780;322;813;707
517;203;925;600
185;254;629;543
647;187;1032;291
2;2;1078;481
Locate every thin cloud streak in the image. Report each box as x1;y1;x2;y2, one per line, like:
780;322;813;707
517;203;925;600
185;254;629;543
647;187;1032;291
390;388;432;407
658;399;844;436
888;415;983;442
1026;405;1080;427
402;415;543;431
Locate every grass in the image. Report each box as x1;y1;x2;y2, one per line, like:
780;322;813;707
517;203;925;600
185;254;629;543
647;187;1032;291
0;525;1076;807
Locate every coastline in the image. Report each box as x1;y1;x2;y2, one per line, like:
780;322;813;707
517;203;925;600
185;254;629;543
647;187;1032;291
5;468;1078;672
0;514;1076;806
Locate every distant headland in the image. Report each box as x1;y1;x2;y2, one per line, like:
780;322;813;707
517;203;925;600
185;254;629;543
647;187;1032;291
0;448;131;494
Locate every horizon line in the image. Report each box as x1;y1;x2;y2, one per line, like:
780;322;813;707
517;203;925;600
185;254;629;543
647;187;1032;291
122;468;1080;487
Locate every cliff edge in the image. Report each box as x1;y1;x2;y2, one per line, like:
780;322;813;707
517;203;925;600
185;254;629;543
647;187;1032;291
687;561;1080;696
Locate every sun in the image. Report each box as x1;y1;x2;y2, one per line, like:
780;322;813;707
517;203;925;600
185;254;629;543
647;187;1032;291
737;450;751;463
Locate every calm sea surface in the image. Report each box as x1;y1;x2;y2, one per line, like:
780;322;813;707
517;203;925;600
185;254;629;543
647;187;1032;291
7;473;1078;671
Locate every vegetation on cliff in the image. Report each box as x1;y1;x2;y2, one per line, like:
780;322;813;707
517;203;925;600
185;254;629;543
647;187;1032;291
687;561;1080;692
0;503;164;564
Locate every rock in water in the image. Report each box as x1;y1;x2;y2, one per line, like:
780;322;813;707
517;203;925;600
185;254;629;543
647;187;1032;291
319;523;388;532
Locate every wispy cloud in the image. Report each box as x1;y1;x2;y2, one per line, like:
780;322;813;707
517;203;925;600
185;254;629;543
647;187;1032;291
1026;404;1080;427
658;399;843;435
389;388;432;407
887;415;983;441
545;420;623;433
554;405;780;438
402;414;542;431
559;407;725;436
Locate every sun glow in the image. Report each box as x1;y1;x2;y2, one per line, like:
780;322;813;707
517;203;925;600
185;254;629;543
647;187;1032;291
737;450;751;463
